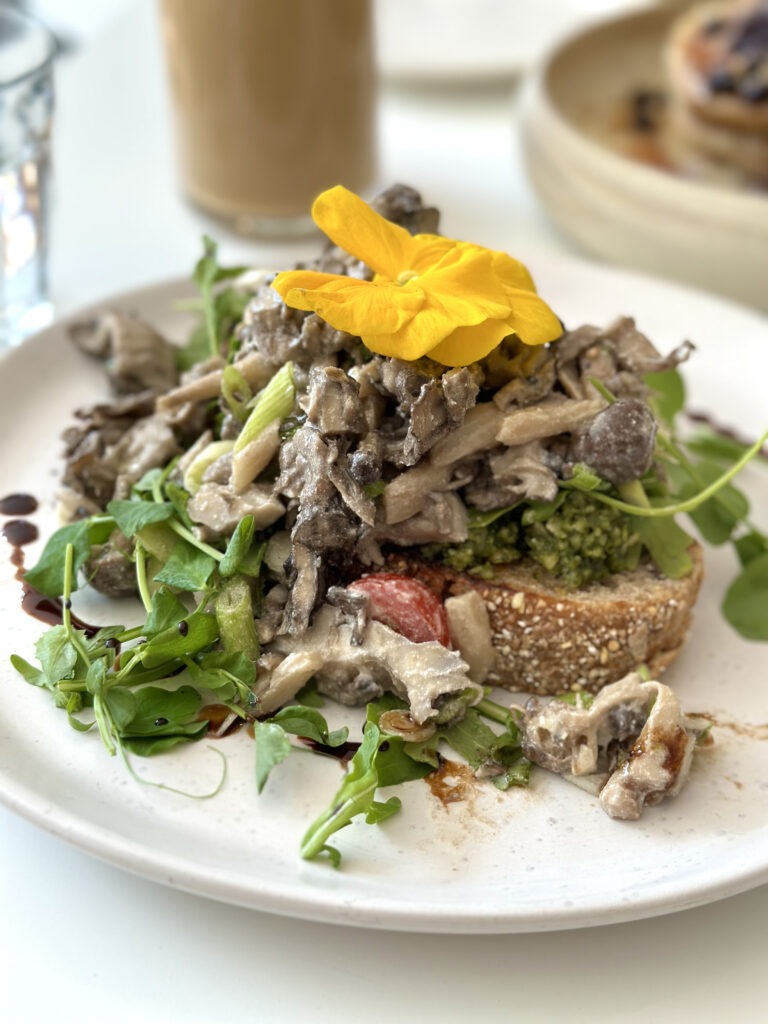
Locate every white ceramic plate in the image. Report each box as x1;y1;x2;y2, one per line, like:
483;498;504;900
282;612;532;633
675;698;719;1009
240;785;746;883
374;0;633;83
1;265;767;934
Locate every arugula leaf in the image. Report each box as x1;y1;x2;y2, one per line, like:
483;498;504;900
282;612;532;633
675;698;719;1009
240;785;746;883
300;722;393;865
365;798;401;824
722;552;768;640
144;586;190;636
254;721;293;793
219;516;255;578
153;540;217;592
106;500;175;538
140;610;219;668
269;705;349;748
734;530;768;568
191;236;249;359
253;706;352;793
24;518;115;598
9;654;46;688
35;625;78;686
645;368;686;425
123;684;205;734
105;686;138;732
372;740;433;788
437;706;528;789
365;694;435;785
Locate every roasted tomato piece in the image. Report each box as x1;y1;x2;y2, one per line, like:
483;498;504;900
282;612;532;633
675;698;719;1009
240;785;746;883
348;573;451;646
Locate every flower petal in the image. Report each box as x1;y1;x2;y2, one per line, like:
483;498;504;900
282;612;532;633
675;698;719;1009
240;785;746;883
491;251;537;292
274;273;423;336
421;243;511;322
408;233;458;273
362;318;449;361
271;270;351;309
312;186;417;278
426;319;514;366
502;288;563;346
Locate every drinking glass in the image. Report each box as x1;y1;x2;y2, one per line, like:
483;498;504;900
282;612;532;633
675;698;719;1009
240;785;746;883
158;0;378;238
0;2;55;348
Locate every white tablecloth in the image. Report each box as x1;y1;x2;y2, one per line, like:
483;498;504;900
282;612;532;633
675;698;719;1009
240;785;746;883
3;3;767;1021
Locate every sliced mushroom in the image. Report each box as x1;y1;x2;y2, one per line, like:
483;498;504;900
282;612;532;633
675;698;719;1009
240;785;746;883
259;604;478;724
382;461;452;525
430;402;503;466
519;672;701;819
374;492;468;547
156;351;271;413
444;591;496;683
496;397;606;448
187;481;284;536
69;313;179;395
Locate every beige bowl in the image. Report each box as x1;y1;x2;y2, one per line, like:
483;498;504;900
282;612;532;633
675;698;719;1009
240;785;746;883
520;5;768;312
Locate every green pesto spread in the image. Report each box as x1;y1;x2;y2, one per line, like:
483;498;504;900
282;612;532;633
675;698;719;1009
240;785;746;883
420;491;642;589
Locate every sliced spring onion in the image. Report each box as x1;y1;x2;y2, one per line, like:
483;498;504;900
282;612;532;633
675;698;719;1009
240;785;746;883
234;362;295;453
182;440;235;494
221;364;253;422
231;421;281;493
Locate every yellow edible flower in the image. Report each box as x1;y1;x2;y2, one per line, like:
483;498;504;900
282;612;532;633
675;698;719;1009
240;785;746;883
271;186;562;367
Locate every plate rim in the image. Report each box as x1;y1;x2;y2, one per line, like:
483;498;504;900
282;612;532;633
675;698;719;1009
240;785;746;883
1;265;767;934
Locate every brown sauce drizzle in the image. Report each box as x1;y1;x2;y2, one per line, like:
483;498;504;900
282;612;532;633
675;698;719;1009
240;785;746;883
697;712;768;741
425;757;476;806
2;519;38;547
20;584;101;637
198;703;249;737
2;495;101;638
299;736;362;764
685;410;768;460
0;493;38;516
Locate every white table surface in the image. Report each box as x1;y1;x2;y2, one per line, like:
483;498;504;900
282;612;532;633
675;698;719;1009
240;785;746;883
3;3;768;1021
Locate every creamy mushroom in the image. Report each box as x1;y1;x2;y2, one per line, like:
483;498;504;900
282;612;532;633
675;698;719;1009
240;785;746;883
257;604;479;722
519;672;701;819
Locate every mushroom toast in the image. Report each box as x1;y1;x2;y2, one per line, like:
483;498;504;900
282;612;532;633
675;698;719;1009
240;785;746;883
13;185;767;863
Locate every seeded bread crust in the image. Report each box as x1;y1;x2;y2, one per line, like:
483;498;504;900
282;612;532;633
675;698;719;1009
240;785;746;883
382;545;705;696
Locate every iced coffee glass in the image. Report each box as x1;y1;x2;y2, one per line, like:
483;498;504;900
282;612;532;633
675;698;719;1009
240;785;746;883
158;0;378;237
0;3;56;348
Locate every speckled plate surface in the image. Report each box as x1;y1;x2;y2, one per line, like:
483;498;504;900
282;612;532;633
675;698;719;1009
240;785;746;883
0;262;767;933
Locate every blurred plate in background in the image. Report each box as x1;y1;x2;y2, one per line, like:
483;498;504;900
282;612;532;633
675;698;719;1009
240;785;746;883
375;0;636;83
520;4;768;312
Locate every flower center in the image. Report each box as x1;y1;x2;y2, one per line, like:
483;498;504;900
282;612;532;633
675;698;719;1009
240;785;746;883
396;269;419;286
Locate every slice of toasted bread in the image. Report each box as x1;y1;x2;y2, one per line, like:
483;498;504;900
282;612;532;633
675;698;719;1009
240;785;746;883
382;544;704;695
